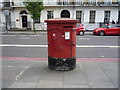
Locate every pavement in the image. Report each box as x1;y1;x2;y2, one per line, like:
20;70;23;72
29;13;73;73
0;30;47;35
1;30;119;89
0;30;94;35
2;58;118;89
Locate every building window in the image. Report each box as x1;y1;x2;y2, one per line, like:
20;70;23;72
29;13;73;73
112;0;118;4
76;11;82;23
3;2;10;7
89;11;96;23
47;11;54;19
118;11;120;24
76;0;83;5
104;11;110;24
57;0;62;5
63;0;69;5
89;0;96;5
83;0;89;4
97;0;104;4
104;0;112;5
34;17;40;23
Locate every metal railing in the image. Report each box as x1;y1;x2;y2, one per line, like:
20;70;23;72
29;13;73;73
56;1;118;6
0;1;119;8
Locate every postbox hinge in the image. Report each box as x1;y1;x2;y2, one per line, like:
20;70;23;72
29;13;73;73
72;41;76;46
48;42;50;44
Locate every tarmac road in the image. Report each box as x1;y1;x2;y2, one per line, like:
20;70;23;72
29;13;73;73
1;31;119;88
2;32;119;58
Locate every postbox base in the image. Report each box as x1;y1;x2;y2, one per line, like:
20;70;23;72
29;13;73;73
48;57;76;71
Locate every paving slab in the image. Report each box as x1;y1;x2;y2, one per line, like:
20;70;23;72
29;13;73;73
9;81;37;88
36;80;63;88
82;62;111;82
16;61;47;82
63;63;88;85
99;61;118;71
105;70;118;88
63;84;90;88
17;66;43;82
88;81;115;88
39;69;64;81
2;58;118;88
2;65;25;88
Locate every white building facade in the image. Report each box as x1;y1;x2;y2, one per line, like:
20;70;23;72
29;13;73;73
0;0;120;30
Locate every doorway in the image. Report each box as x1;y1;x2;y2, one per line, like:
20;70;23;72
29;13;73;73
61;10;70;18
22;16;27;28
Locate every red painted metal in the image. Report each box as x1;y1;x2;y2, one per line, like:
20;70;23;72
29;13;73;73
45;18;79;59
93;24;120;35
75;23;85;35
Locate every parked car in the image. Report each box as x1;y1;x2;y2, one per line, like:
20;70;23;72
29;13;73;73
76;23;85;36
93;24;120;36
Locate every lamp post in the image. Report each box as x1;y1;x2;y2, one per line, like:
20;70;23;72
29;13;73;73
4;10;9;33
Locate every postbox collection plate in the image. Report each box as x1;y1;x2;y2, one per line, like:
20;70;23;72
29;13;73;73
65;32;70;40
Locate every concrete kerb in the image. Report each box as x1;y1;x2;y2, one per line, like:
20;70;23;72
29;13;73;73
0;30;94;35
0;30;47;35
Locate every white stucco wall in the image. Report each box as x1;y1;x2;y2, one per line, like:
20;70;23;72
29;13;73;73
110;9;118;22
10;8;33;29
96;10;104;22
16;6;120;30
0;2;119;30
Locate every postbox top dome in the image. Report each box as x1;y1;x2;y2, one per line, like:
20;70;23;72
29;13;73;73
45;18;79;23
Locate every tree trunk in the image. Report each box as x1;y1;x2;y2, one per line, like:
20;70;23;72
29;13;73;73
33;19;36;33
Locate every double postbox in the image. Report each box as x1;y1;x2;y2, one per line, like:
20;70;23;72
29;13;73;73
45;18;79;70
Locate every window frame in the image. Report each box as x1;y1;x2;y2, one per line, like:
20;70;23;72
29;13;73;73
118;10;120;24
89;10;96;23
104;11;111;24
76;11;82;23
47;11;54;19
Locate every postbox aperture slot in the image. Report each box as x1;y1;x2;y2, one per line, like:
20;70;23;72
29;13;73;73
64;26;73;28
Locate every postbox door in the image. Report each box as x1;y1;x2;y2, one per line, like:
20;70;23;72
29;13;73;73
49;30;72;58
71;30;76;58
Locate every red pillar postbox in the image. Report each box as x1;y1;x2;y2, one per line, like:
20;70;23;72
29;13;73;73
45;18;79;70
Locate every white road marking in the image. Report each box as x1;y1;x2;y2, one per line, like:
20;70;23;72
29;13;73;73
8;35;15;37
1;35;40;37
100;56;105;58
0;44;119;48
20;35;26;36
1;35;15;37
29;35;36;36
15;66;29;81
19;37;30;39
79;38;90;40
76;45;119;48
8;66;12;68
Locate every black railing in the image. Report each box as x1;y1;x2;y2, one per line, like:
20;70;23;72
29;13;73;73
57;1;118;6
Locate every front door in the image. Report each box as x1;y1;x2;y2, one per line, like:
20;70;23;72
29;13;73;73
22;16;27;28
